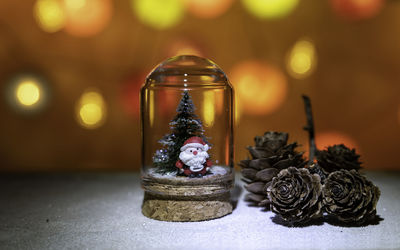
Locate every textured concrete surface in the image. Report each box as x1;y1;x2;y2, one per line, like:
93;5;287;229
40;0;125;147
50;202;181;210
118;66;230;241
0;171;399;249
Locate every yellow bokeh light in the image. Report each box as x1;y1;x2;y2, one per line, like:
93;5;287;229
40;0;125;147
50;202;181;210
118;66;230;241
79;103;102;126
149;91;155;127
235;93;242;124
241;0;299;19
230;61;288;115
15;80;41;106
287;38;317;79
76;90;106;129
132;0;184;30
34;0;66;33
203;91;215;127
65;0;87;10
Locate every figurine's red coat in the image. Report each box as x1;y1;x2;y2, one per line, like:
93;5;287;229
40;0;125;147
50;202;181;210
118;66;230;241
175;159;212;176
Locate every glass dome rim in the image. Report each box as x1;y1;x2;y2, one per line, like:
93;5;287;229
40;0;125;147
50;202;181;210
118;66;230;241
144;55;232;87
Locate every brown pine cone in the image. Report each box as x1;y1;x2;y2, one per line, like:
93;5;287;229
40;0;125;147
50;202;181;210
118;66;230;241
316;144;362;175
239;132;307;207
322;169;380;225
267;167;323;225
307;163;327;183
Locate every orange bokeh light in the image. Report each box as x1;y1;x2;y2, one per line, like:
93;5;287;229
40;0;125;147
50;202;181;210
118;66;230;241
230;60;288;116
329;0;384;20
183;0;234;19
63;0;113;37
315;131;360;153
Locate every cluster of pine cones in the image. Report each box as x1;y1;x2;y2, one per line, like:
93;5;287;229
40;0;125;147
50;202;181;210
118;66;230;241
239;131;380;226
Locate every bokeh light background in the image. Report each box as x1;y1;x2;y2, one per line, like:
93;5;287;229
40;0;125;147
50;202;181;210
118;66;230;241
0;0;399;172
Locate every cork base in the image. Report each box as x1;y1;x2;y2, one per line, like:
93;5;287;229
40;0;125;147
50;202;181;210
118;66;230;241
142;192;232;222
141;167;234;222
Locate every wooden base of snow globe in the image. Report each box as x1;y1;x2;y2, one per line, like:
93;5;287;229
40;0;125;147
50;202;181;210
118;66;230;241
141;166;234;222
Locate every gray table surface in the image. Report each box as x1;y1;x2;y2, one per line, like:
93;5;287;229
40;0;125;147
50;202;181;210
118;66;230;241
0;171;399;250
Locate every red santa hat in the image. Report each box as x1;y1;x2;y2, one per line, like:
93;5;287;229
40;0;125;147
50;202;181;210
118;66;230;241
180;136;209;152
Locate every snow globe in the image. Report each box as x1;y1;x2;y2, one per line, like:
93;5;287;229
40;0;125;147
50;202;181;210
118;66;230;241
140;55;234;221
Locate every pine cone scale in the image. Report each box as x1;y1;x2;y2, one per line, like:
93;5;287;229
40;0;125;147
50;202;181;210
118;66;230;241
272;158;292;169
255;168;279;182
242;168;258;180
249;159;271;169
248;147;274;159
245;193;265;203
255;132;288;149
262;181;272;194
246;182;268;195
238;159;250;168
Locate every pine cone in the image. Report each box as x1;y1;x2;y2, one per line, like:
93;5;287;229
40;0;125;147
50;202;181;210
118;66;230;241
267;167;322;225
322;169;380;225
239;132;307;206
307;163;327;183
316;144;362;175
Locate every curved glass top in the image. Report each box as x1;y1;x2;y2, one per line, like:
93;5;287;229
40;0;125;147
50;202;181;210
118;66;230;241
145;55;230;87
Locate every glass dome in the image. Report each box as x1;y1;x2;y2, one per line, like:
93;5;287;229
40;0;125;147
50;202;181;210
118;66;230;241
140;55;234;221
141;55;234;178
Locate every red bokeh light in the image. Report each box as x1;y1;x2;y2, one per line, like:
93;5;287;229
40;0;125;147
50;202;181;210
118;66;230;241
329;0;385;20
120;72;146;117
183;0;234;19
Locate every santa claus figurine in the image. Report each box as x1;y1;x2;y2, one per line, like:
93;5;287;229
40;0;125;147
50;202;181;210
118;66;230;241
175;136;212;178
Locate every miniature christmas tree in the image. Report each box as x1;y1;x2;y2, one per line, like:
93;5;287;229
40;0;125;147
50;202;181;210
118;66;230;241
153;91;208;174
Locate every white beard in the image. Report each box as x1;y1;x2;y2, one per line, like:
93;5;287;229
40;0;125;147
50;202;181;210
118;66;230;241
179;150;209;172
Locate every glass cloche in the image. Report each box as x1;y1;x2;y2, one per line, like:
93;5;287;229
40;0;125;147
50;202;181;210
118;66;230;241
140;55;234;221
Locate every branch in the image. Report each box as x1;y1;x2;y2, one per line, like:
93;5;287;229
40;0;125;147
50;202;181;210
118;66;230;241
302;95;316;165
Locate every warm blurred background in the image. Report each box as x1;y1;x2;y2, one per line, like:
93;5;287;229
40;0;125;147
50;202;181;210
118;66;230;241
0;0;399;172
